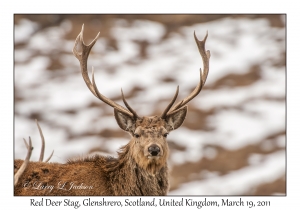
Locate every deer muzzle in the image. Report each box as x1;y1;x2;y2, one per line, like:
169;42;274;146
148;144;161;157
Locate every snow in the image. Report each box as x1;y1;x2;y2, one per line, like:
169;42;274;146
169;151;285;195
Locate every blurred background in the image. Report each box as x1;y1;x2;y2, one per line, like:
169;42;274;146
14;14;286;195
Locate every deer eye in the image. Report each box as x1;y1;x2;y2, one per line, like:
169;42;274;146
163;133;169;138
134;134;140;138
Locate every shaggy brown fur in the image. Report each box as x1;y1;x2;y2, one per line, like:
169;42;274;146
14;113;186;196
14;146;168;196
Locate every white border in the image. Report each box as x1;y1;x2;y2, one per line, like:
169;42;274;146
2;1;297;209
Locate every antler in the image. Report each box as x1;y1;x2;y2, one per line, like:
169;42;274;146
14;137;33;186
161;31;210;118
73;24;140;119
14;120;54;186
35;120;54;162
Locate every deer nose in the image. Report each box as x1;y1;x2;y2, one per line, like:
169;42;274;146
148;144;160;156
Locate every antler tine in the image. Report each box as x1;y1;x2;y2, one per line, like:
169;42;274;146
121;89;141;119
73;24;137;118
167;31;210;115
23;138;29;149
35;119;54;163
36;119;45;162
73;24;100;98
14;137;33;186
160;86;179;119
44;150;54;163
195;30;210;85
91;68;134;117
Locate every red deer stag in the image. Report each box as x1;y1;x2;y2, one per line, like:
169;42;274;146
14;25;210;196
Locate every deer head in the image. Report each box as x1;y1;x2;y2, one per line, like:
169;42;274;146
73;25;210;174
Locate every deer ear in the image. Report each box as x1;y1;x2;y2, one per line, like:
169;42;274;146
165;106;187;132
114;108;135;133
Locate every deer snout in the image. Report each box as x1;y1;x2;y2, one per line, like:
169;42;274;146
148;144;161;156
